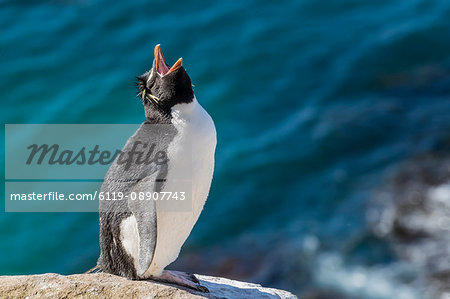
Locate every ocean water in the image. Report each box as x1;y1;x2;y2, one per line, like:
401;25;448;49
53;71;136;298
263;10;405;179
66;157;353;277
1;0;450;298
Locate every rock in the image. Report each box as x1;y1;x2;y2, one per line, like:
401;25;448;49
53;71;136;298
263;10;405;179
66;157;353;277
0;273;297;299
369;150;450;298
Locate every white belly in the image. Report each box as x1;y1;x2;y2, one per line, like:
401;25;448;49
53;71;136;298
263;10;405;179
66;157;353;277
143;97;216;277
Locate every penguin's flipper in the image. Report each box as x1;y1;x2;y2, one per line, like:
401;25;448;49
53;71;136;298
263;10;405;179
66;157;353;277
128;178;158;277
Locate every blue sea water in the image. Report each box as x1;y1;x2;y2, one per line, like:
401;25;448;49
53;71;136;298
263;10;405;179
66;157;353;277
1;0;450;298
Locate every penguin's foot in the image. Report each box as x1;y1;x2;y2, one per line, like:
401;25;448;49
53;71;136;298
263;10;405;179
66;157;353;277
150;270;209;293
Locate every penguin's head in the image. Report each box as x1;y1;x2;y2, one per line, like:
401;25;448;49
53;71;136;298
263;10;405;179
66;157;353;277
137;44;194;117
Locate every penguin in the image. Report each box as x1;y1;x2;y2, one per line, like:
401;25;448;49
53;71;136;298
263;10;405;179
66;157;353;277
96;44;216;292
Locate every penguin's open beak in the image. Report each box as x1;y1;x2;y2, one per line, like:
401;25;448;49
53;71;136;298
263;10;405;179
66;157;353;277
154;44;183;76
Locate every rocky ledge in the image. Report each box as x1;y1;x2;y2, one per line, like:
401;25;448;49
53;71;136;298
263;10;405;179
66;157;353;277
0;272;297;299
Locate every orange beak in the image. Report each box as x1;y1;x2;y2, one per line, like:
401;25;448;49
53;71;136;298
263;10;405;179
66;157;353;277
154;44;183;76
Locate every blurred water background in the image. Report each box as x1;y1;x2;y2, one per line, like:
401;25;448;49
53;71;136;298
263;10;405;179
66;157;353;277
1;0;450;298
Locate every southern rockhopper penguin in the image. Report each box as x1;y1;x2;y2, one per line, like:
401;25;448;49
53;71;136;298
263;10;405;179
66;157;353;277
96;44;216;292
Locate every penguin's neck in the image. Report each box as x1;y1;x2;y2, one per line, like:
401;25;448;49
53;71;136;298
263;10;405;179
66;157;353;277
144;104;171;124
144;96;205;126
170;97;199;124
